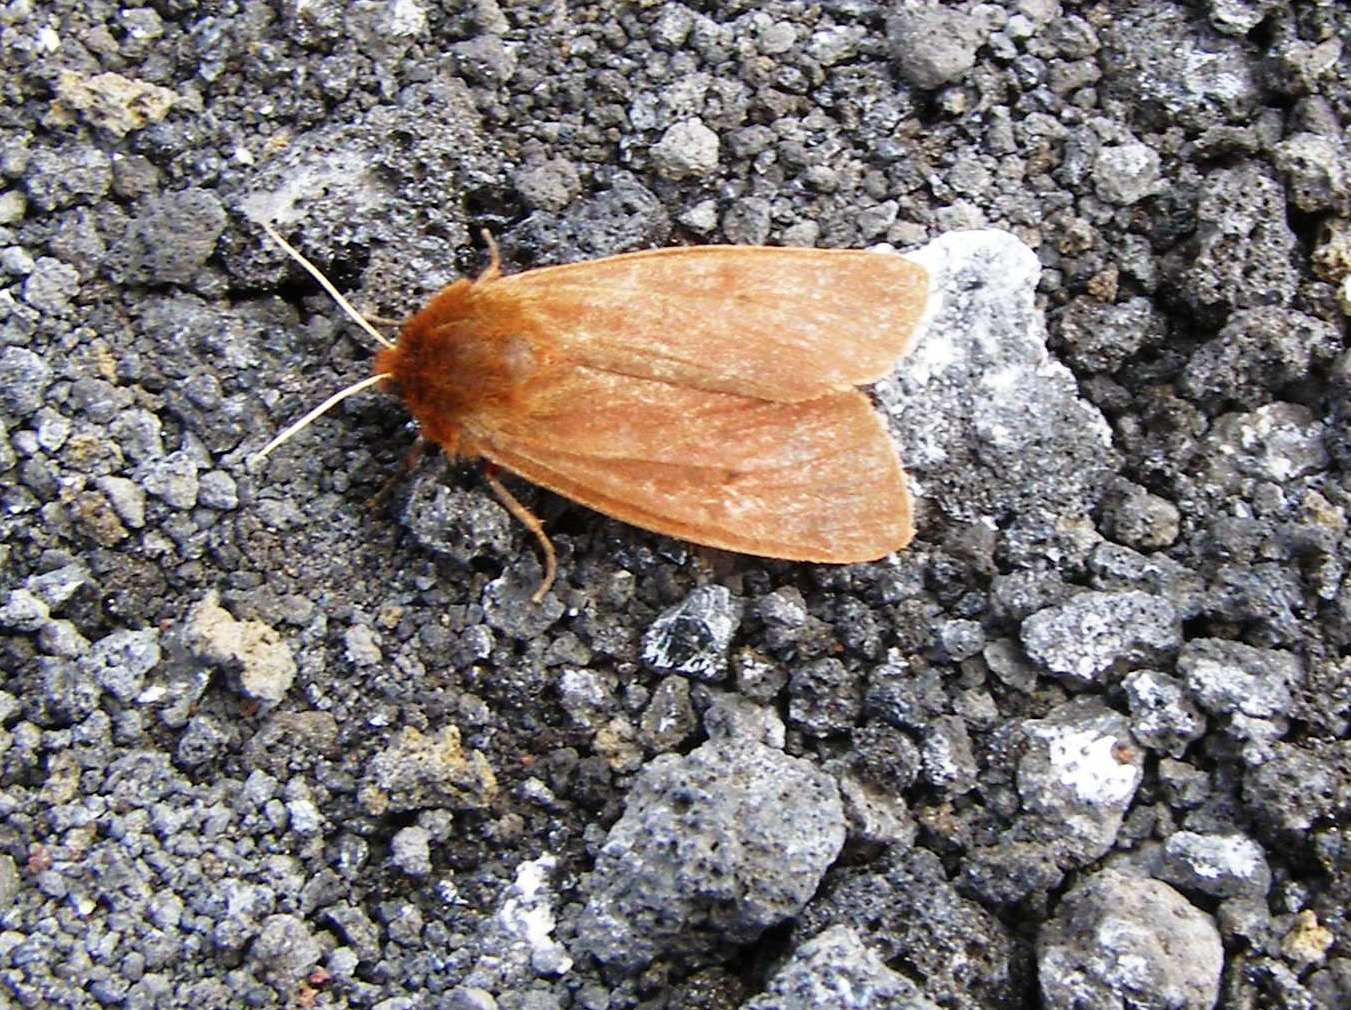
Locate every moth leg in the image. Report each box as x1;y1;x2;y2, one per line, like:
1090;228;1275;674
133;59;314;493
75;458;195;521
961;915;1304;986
369;436;429;510
482;465;556;603
477;229;503;283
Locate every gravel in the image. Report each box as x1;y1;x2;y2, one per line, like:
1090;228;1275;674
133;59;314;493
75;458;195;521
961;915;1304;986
3;2;1348;1008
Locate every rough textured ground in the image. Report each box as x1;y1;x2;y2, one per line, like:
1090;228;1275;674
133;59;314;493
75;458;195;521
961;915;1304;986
2;1;1349;1008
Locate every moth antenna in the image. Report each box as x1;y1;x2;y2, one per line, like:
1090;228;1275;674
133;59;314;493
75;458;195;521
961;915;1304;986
483;467;557;603
479;228;503;282
248;372;391;468
260;221;395;350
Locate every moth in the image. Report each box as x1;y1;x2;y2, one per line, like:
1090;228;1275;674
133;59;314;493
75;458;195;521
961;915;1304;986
251;223;930;600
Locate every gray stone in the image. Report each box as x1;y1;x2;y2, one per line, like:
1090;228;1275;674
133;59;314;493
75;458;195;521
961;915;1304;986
960;839;1067;908
1018;699;1144;863
1101;7;1260;129
509;173;670;262
1160;830;1271;899
513;158;581;213
38;656;100;723
400;474;513;565
1122;670;1207;758
1270;35;1344;96
990;570;1073;624
1;245;35;275
863;650;946;731
650;119;719;180
703;692;785;749
836;774;915;851
807;25;863;67
0;346;51;417
1039;869;1222;1010
722;196;772;245
389;826;433;877
578;737;844;972
1210;402;1323;486
881;232;1115;543
0;189;25;224
641;585;742;681
1181;307;1338;410
23;144;113;211
1176;639;1298;720
450;34;516;86
1053;296;1159;375
920;715;977;795
286;797;321;837
851;722;921;795
1097;480;1181;550
1093;143;1162;205
176;713;230;765
1273;132;1348;212
1243;740;1351;835
886;9;982;89
25;562;90;609
342;624;381;668
106;188;227;286
1046;16;1100;59
21;257;81;314
0;855;18;909
1206;0;1281;36
38;619;90;658
1022;590;1181;683
111;408;165;461
137;450;199;510
1087;544;1204;619
322;903;381;963
788;658;860;736
82;628;161;703
794;847;1021;1008
493;855;572;979
33;407;70;453
935;619;985;662
250;914;322;989
743;925;939;1010
196;470;238;510
556;668;616;730
95;476;146;529
650;6;693;48
678;198;719;235
445;989;498;1010
638;675;695;752
1168;163;1297;315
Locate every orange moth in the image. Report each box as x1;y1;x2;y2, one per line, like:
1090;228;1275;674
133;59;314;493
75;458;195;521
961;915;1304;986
250;224;930;600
